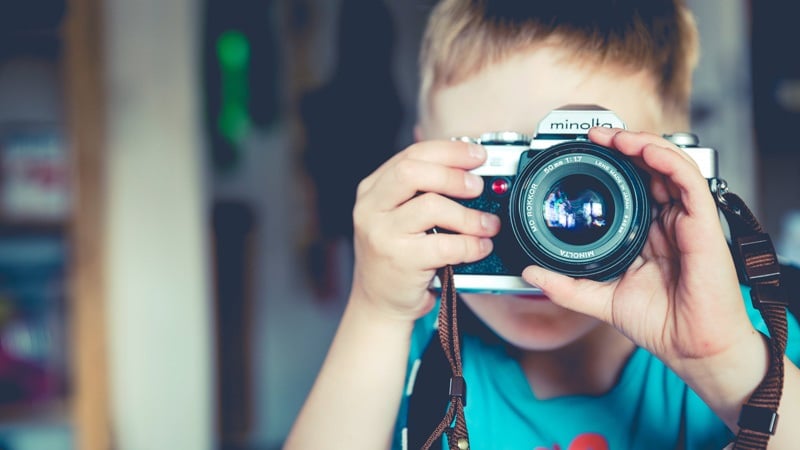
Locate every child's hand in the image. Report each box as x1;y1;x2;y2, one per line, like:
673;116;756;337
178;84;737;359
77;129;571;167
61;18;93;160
350;140;501;323
522;128;758;369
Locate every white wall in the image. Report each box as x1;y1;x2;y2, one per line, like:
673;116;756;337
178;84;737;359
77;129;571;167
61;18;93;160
104;0;215;449
687;0;759;213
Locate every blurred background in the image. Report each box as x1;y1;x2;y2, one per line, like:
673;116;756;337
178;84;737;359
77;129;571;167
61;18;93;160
0;0;797;449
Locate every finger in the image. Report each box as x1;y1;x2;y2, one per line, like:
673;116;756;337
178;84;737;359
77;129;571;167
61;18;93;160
361;158;485;211
587;129;682;202
589;129;715;215
641;165;684;207
609;131;701;178
639;143;718;219
393;192;501;236
588;128;698;169
410;233;494;269
521;265;611;321
648;172;674;205
358;140;487;195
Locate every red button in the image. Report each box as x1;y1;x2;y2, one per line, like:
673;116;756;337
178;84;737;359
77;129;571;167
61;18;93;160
491;178;509;195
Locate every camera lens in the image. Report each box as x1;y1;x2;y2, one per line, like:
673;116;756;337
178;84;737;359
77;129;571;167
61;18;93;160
509;141;650;280
543;174;614;246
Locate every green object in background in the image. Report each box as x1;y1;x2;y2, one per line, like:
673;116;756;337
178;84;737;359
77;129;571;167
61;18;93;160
216;30;252;146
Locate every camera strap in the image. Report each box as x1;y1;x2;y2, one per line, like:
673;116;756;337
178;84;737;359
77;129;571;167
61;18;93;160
715;187;788;450
421;186;788;450
421;265;470;450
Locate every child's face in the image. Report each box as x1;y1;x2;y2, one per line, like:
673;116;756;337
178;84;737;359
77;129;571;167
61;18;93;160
419;45;671;351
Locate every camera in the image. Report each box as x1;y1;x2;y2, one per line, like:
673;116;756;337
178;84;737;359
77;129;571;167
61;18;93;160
431;104;718;294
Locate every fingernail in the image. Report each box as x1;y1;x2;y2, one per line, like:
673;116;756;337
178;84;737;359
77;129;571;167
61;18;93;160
468;143;486;159
465;173;482;190
479;238;493;253
481;213;500;231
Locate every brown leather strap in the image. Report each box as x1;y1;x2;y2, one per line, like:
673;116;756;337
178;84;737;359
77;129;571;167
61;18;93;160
421;188;786;450
718;191;788;450
422;265;470;450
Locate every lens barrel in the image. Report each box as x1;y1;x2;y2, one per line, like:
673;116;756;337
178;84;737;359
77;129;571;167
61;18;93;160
509;141;650;280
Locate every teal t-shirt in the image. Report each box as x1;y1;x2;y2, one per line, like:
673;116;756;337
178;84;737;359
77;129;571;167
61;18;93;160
394;286;800;450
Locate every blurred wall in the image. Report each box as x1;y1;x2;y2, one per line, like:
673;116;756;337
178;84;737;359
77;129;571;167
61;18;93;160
104;0;215;449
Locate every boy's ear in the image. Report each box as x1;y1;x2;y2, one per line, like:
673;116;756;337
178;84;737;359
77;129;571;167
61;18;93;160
413;124;424;143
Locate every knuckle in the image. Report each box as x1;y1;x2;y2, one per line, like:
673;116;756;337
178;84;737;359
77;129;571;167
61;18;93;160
458;206;487;237
352;209;383;246
362;227;386;254
434;235;473;265
404;141;426;159
417;192;440;215
638;130;659;139
464;237;484;262
450;169;467;191
393;159;418;185
434;236;459;263
462;206;480;231
355;177;370;197
352;199;369;226
352;205;365;229
405;140;444;160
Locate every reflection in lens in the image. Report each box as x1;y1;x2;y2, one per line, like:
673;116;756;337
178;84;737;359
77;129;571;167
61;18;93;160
542;174;614;245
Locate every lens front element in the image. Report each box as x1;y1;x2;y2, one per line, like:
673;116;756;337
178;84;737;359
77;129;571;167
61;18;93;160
543;173;614;246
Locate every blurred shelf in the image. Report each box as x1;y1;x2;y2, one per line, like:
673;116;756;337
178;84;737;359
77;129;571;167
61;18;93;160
0;222;66;236
0;399;68;428
0;0;102;449
0;400;73;450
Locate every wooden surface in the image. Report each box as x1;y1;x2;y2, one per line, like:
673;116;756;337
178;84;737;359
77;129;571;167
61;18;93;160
61;0;111;448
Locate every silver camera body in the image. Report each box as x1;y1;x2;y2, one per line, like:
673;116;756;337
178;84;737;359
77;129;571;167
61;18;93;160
431;104;718;295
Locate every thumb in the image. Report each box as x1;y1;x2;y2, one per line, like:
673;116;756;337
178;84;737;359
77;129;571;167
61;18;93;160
522;265;609;320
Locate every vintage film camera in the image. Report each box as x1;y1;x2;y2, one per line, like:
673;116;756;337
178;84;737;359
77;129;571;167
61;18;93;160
431;104;718;294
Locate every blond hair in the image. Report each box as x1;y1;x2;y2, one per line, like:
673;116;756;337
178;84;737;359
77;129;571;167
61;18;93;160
418;0;699;122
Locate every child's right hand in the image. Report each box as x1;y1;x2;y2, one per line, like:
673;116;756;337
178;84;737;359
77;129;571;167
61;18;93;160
349;140;501;323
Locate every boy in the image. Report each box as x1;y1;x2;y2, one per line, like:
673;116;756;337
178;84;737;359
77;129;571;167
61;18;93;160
285;1;800;449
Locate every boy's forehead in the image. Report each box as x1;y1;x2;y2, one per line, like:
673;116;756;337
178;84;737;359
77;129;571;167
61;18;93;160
423;47;666;139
